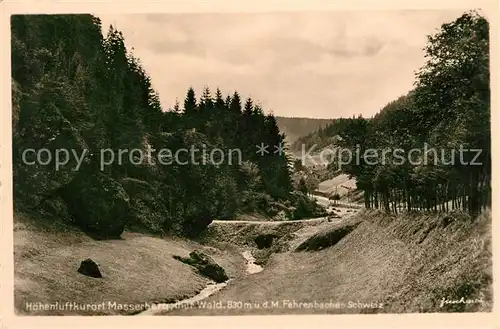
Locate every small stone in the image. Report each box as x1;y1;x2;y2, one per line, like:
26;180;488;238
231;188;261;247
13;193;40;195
77;258;102;278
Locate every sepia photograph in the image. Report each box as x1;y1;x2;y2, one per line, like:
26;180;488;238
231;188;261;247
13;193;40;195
3;0;495;323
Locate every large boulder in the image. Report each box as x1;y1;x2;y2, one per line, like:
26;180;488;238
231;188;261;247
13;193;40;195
13;93;89;206
173;250;229;283
188;251;229;283
58;172;130;239
120;178;171;234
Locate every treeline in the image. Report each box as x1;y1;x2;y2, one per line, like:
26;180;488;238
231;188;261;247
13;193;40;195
11;14;324;239
275;116;335;144
290;117;359;152
333;12;490;217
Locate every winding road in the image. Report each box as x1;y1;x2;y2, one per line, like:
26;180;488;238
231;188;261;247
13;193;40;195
211;194;363;225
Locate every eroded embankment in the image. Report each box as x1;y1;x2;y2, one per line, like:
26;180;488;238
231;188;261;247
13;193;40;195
170;210;492;315
199;218;339;264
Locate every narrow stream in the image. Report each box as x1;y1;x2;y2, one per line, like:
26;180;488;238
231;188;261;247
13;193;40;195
137;249;261;315
242;250;263;274
138;281;228;315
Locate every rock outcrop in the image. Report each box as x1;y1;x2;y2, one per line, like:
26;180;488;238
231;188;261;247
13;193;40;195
13;102;89;206
173;250;229;283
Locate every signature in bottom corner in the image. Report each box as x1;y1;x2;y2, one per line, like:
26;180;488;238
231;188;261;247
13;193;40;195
439;296;483;308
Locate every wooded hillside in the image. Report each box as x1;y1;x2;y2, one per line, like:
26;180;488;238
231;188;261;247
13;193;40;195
11;14;324;239
275;117;335;144
295;12;490;217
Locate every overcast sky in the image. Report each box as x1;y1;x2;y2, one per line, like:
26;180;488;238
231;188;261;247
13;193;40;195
99;10;464;119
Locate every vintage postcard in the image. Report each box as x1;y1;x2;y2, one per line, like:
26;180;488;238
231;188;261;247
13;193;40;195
0;0;498;328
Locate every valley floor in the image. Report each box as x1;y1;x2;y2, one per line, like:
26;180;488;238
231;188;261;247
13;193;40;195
171;210;492;315
13;207;492;316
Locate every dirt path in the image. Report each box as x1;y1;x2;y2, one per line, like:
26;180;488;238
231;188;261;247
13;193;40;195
212;218;327;224
212;195;363;225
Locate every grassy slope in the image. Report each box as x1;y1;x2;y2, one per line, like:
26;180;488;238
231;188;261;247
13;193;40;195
14;212;245;315
316;174;356;197
169;210;492;315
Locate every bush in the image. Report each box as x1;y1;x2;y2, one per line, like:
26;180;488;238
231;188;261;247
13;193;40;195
291;192;328;220
120;178;171;234
329;193;341;201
